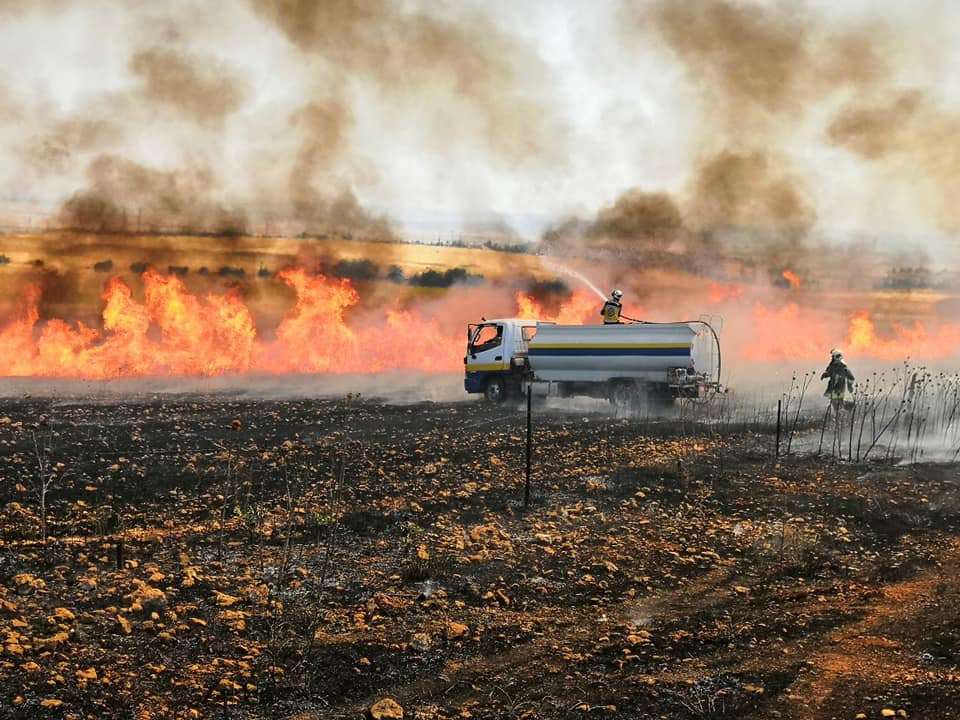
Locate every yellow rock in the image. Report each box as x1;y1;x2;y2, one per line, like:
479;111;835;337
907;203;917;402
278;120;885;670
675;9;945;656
13;573;45;591
117;615;132;635
881;711;896;718
76;667;97;681
124;582;167;613
40;631;69;648
51;607;76;623
446;622;469;640
370;698;404;719
40;699;64;709
213;591;240;607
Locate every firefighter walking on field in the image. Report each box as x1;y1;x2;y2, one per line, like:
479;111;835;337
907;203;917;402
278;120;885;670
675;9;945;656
601;289;623;324
822;348;855;412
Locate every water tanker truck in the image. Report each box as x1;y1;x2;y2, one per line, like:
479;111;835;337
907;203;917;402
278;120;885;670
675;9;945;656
464;318;722;408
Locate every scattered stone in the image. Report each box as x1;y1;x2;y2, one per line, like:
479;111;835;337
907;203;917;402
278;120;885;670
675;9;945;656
446;622;469;640
116;615;132;635
410;632;433;652
125;582;167;614
213;591;241;608
370;697;404;719
51;607;76;623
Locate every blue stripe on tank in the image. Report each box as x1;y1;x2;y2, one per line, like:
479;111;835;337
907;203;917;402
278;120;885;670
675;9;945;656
528;347;691;357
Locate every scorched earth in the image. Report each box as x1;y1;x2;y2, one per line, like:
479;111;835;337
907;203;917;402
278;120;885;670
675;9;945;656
0;394;959;719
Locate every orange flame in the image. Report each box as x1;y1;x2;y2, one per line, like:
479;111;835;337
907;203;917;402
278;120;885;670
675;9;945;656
739;302;830;361
0;269;463;378
781;270;801;288
514;290;602;324
846;310;960;361
707;282;742;304
6;269;960;379
740;303;960;362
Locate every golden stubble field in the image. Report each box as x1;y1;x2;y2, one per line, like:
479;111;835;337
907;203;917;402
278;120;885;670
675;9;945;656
0;232;954;335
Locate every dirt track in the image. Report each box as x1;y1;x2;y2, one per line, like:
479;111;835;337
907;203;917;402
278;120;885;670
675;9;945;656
1;395;959;719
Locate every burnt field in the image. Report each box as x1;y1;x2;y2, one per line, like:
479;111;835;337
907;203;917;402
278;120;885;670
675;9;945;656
1;395;960;719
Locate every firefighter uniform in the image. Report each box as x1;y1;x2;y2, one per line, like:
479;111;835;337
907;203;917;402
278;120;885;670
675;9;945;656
822;351;855;410
601;299;622;324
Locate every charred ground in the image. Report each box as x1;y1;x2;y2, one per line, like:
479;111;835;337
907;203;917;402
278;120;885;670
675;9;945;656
1;395;959;719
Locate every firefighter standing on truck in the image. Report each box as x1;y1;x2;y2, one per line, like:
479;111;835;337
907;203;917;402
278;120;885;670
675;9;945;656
601;289;623;324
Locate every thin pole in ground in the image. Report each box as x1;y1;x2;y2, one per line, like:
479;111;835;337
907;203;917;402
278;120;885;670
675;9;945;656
524;383;532;508
776;398;782;458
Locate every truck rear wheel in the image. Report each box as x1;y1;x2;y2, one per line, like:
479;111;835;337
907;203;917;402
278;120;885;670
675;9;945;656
483;376;507;403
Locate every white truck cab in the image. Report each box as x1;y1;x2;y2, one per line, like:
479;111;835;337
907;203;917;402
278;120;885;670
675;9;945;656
464;319;542;402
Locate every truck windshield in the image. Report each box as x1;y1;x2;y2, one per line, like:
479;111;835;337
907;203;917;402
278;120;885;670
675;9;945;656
470;324;502;353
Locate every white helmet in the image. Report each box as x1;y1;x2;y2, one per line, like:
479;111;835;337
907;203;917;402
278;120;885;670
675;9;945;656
611;289;623;300
830;348;843;360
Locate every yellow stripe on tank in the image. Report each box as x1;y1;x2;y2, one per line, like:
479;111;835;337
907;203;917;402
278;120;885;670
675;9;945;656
465;363;507;371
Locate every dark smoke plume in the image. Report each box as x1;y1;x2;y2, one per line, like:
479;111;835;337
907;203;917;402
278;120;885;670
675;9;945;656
59;155;247;235
20;119;119;174
248;0;553;161
642;0;887;133
828;91;960;229
130;49;246;125
541;148;814;273
587;190;684;242
649;0;809;122
827;93;924;160
286;101;395;240
541;189;722;272
686;150;815;233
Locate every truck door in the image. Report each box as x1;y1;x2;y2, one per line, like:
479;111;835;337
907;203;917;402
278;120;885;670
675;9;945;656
467;323;508;372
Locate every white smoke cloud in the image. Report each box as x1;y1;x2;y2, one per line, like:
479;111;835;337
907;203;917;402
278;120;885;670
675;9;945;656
0;0;958;258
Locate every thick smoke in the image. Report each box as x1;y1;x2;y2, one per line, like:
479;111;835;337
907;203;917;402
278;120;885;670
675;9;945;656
648;0;810;129
828;91;960;230
686;151;815;234
59;155;247;235
1;0;958;268
20;119;119;175
129;49;246;126
543;191;684;260
542;0;921;277
247;0;553;162
0;0;561;241
642;0;887;135
284;101;393;240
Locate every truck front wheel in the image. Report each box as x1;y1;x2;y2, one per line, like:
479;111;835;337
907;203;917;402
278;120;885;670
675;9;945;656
483;376;507;403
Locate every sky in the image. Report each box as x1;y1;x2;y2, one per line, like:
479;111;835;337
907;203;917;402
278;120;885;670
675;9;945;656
1;0;960;256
